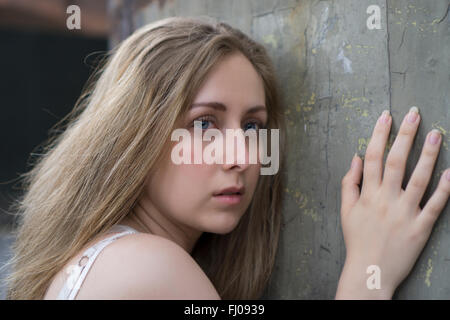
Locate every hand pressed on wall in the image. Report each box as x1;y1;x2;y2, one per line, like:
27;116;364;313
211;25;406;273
336;107;450;299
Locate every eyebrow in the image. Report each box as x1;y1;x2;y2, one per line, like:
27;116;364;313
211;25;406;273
191;101;267;114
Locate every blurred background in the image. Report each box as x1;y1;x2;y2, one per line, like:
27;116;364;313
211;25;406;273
0;0;449;299
0;0;157;299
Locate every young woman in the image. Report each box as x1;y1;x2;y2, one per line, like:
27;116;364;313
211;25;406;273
3;16;449;300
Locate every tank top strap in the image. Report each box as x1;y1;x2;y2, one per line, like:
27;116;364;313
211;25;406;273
56;224;139;300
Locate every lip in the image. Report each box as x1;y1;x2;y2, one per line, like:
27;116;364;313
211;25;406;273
213;193;243;205
213;185;245;196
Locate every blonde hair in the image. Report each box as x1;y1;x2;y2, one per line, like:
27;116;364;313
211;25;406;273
3;16;287;300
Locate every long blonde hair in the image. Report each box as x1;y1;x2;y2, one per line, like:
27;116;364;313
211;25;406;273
3;16;287;300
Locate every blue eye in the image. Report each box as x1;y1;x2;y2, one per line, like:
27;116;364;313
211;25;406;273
191;116;264;131
192;116;214;130
244;121;261;131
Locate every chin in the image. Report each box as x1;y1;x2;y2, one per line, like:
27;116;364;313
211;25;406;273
205;212;243;235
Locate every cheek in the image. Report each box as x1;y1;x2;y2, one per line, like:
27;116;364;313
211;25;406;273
160;161;214;207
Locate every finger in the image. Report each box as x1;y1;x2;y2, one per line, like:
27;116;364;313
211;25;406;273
417;169;450;230
382;107;420;194
361;110;392;195
404;129;442;209
341;153;363;217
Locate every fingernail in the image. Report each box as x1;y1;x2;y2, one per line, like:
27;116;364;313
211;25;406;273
428;129;441;145
379;110;390;124
407;106;419;123
446;169;450;181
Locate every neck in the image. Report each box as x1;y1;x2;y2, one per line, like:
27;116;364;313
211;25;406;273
119;194;202;254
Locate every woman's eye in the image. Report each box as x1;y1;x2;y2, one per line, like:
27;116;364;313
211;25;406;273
244;121;263;131
192;116;215;130
191;117;264;131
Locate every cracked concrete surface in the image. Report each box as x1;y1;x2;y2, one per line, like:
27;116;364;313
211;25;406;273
1;0;447;300
102;0;450;300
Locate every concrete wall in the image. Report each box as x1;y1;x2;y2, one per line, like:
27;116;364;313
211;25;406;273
119;0;449;299
2;0;444;299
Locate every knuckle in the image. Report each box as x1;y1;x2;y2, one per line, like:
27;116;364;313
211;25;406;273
420;211;437;231
385;156;403;171
422;146;437;158
409;223;429;243
409;176;427;190
364;150;380;163
398;125;415;137
428;203;441;215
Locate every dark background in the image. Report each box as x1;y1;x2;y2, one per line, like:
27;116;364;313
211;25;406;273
0;0;111;229
0;28;107;228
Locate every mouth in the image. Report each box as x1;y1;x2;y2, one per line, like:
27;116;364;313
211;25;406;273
213;186;245;205
213;193;243;205
213;186;245;196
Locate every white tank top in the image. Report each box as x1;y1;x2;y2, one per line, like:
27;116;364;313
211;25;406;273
56;224;139;300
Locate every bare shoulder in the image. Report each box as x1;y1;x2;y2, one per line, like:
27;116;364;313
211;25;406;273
74;232;221;300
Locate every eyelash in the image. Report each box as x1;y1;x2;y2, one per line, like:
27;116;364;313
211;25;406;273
190;115;266;131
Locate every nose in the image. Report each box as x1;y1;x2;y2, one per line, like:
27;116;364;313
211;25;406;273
221;127;253;171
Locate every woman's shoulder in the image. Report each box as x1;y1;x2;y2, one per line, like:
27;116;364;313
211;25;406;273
71;232;221;299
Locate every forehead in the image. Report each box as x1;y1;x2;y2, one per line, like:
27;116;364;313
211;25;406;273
191;52;266;109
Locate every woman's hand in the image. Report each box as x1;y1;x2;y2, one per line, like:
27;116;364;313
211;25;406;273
336;107;450;299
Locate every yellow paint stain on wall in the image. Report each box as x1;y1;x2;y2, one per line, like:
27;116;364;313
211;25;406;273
431;19;440;25
262;34;277;48
312;48;317;54
287;188;321;222
289;189;308;209
303;208;320;222
341;94;369;109
303;106;313;112
297;197;308;209
345;44;352;49
307;93;316;105
285;188;322;222
358;138;369;151
425;258;433;287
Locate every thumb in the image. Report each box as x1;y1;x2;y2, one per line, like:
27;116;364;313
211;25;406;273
341;153;363;216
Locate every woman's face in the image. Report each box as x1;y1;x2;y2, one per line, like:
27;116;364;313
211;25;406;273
146;51;267;235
